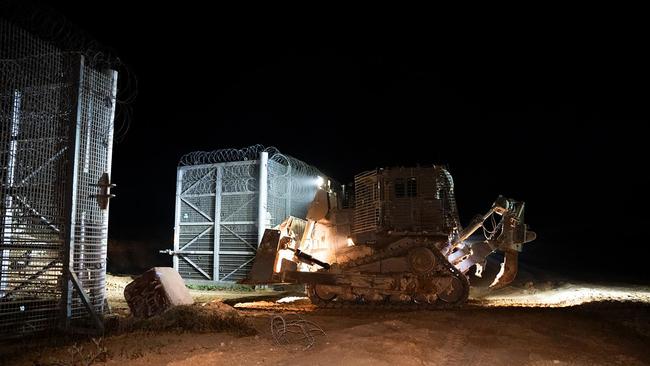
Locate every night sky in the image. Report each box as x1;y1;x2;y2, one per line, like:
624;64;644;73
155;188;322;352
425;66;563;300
12;2;650;279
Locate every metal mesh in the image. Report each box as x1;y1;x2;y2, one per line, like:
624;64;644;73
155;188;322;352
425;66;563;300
173;146;322;283
0;20;117;338
69;65;115;320
353;167;461;238
353;170;381;235
435;167;461;232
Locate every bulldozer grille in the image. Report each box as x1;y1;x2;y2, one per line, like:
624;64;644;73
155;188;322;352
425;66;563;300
353;170;381;235
352;167;461;237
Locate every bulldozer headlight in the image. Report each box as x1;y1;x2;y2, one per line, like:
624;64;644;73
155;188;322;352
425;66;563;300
316;176;325;188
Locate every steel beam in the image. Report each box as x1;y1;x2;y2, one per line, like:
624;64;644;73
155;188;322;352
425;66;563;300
258;152;268;245
213;166;222;281
173;168;183;272
61;55;85;329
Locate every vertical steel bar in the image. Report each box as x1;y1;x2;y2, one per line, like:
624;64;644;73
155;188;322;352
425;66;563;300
100;69;118;312
257;152;268;245
0;90;21;294
173;167;184;272
213;166;222;281
61;55;85;329
286;163;292;218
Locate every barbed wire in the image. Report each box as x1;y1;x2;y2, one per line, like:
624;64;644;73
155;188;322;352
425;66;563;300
178;145;323;225
0;1;137;143
179;145;279;166
179;145;323;200
270;314;326;350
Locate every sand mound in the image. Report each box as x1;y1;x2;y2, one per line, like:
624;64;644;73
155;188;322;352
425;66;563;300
110;300;257;336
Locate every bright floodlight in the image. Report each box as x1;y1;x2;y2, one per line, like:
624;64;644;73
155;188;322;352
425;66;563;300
316;176;325;188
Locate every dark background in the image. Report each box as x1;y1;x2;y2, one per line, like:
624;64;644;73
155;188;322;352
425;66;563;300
8;2;649;280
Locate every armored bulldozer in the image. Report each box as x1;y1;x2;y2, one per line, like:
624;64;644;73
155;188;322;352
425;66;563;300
243;166;536;308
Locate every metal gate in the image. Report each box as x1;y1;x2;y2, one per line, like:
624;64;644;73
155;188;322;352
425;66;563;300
0;20;117;338
174;161;259;283
171;146;322;284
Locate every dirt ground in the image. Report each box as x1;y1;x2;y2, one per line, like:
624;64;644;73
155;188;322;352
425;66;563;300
2;275;649;366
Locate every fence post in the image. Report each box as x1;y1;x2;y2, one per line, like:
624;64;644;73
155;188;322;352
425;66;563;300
257;152;268;245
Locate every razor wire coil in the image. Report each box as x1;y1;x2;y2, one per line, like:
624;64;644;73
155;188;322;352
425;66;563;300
179;145;323;201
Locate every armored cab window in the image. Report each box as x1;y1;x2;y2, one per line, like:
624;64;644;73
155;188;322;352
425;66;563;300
407;177;417;197
395;178;405;198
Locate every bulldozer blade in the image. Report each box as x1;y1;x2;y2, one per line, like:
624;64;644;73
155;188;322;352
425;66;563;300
239;229;281;284
489;250;518;289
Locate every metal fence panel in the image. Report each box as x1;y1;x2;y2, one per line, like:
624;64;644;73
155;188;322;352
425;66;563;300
173;147;321;284
0;20;117;338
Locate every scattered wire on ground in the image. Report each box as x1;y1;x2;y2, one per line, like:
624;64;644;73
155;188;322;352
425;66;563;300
270;314;326;350
48;337;107;366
